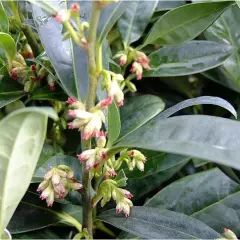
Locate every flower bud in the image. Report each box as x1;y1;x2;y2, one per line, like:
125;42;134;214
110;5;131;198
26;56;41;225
69;182;83;190
54;9;70;23
125;81;137;92
51;172;60;185
21;43;34;59
47;74;56;91
37;67;47;81
68;109;92;120
82;114;102;140
13;53;26;66
40;184;53;200
130;61;143;80
37;180;49;192
66;97;85;110
224;228;237;240
77;149;96;163
68;118;89;129
136;160;144;172
97;136;106;148
70;3;80;17
46;190;54;207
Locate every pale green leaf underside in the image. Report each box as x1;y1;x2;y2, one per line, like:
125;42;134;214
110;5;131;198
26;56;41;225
0;107;57;235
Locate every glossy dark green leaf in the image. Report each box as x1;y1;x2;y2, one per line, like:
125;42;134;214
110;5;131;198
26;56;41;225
0;2;8;33
116;95;165;142
97;1;129;45
31;2;79;98
141;2;233;47
125;150;190;179
117;1;158;46
0;76;25;108
99;207;221;239
145;168;240;235
146;41;235;77
156;96;237;120
156;1;185;11
107;101;121;147
204;5;240;93
8;192;82;234
126;160;188;200
30;86;67;101
36;143;55;169
33;155;81;183
109;115;240;170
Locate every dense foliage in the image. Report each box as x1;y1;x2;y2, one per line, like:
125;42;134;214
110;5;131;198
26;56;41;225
1;0;240;239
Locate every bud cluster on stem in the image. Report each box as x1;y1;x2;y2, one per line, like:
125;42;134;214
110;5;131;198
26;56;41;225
37;165;83;206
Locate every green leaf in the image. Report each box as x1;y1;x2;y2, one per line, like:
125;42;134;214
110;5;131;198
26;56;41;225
99;207;222;239
116;95;165;143
33;155;81;183
117;1;158;46
125;150;190;179
141;2;233;48
8;191;82;234
0;107;57;236
156;1;185;11
31;2;79;98
114;169;127;187
156;96;237;120
30;86;67;101
236;0;240;8
109;115;240;170
0;33;16;67
204;5;240;93
36;143;55;170
0;76;25;108
145;168;240;235
97;1;129;45
0;2;8;33
107;101;121;147
126;160;188;200
146;41;235;77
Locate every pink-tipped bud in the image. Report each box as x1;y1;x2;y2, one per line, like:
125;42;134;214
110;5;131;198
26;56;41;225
98;95;113;108
130;62;143;80
70;3;80;13
122;189;133;199
119;54;127;66
30;65;37;71
67;97;77;105
49;83;55;91
68;109;92;119
55;10;70;23
117;99;124;107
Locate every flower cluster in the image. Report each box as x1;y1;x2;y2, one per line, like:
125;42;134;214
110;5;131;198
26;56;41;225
9;50;56;91
100;71;125;107
115;48;151;80
67;97;106;140
37;165;82;206
53;3;89;48
92;179;133;217
77;131;107;170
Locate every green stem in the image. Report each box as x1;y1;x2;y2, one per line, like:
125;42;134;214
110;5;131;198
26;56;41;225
81;2;101;238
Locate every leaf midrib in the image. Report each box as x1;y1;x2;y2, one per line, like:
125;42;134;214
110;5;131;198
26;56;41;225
143;3;231;47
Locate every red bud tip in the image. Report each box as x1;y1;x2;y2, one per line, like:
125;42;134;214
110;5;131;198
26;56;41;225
224;228;229;233
66;97;77;105
70;3;80;12
30;65;37;71
49;84;55;91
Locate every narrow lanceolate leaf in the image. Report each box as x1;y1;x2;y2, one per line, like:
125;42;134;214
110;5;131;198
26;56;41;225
99;207;222;239
204;5;240;93
31;2;79;98
0;107;57;237
0;2;8;33
107;101;121;147
156;1;185;11
0;33;16;68
116;95;165;143
8;192;82;234
141;2;233;48
157;96;237;120
145;41;235;77
117;0;158;46
97;1;129;45
109;115;240;170
146;168;240;235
